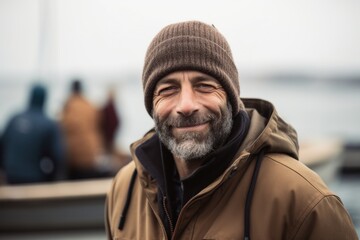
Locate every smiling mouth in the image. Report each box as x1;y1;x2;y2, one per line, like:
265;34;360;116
173;122;209;132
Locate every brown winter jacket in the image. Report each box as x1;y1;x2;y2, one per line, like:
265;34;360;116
105;98;358;240
60;94;103;170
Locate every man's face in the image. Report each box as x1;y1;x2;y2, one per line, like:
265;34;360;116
153;71;233;162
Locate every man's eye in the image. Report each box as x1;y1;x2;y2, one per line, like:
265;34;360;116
196;84;217;93
156;86;179;96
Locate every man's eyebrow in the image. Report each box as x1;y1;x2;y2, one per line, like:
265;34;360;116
191;75;219;84
157;77;179;85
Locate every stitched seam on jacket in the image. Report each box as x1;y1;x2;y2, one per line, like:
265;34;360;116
266;155;337;239
289;195;335;240
267;154;330;194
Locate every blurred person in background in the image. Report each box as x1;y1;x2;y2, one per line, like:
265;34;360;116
99;87;131;174
100;87;120;155
0;83;65;184
105;21;357;239
60;79;110;179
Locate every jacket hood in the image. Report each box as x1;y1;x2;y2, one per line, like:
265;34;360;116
28;84;47;111
241;98;299;160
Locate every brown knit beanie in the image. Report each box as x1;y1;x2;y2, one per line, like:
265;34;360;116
142;20;243;117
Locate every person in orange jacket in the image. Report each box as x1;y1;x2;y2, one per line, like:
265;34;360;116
60;79;107;179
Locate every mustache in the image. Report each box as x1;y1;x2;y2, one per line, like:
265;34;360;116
164;113;216;128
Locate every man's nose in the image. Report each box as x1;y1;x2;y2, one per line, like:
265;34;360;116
175;87;199;117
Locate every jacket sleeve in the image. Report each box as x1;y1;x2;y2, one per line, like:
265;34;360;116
105;194;113;240
292;195;358;240
105;172;118;240
104;162;136;240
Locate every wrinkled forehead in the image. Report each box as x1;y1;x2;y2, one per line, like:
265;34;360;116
156;70;222;86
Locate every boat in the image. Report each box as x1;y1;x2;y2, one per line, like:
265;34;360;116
299;138;343;184
0;178;112;234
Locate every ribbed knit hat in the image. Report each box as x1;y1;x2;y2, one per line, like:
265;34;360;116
142;20;243;117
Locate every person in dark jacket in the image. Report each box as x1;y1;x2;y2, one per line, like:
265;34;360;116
0;83;65;184
105;21;358;239
100;88;120;154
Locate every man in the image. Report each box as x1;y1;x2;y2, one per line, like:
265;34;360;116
105;21;357;239
0;84;65;184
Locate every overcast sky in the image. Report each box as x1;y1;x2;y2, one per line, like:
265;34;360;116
1;0;360;80
1;0;360;147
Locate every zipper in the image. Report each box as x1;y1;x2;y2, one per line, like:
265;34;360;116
172;156;249;236
162;196;175;235
149;201;168;240
142;187;168;239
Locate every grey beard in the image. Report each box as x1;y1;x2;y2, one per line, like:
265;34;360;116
154;103;233;162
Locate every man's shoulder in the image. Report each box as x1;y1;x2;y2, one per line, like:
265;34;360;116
107;161;137;212
111;161;136;191
115;160;136;177
262;153;334;197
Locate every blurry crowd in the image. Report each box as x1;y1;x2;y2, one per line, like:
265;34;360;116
0;79;131;185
